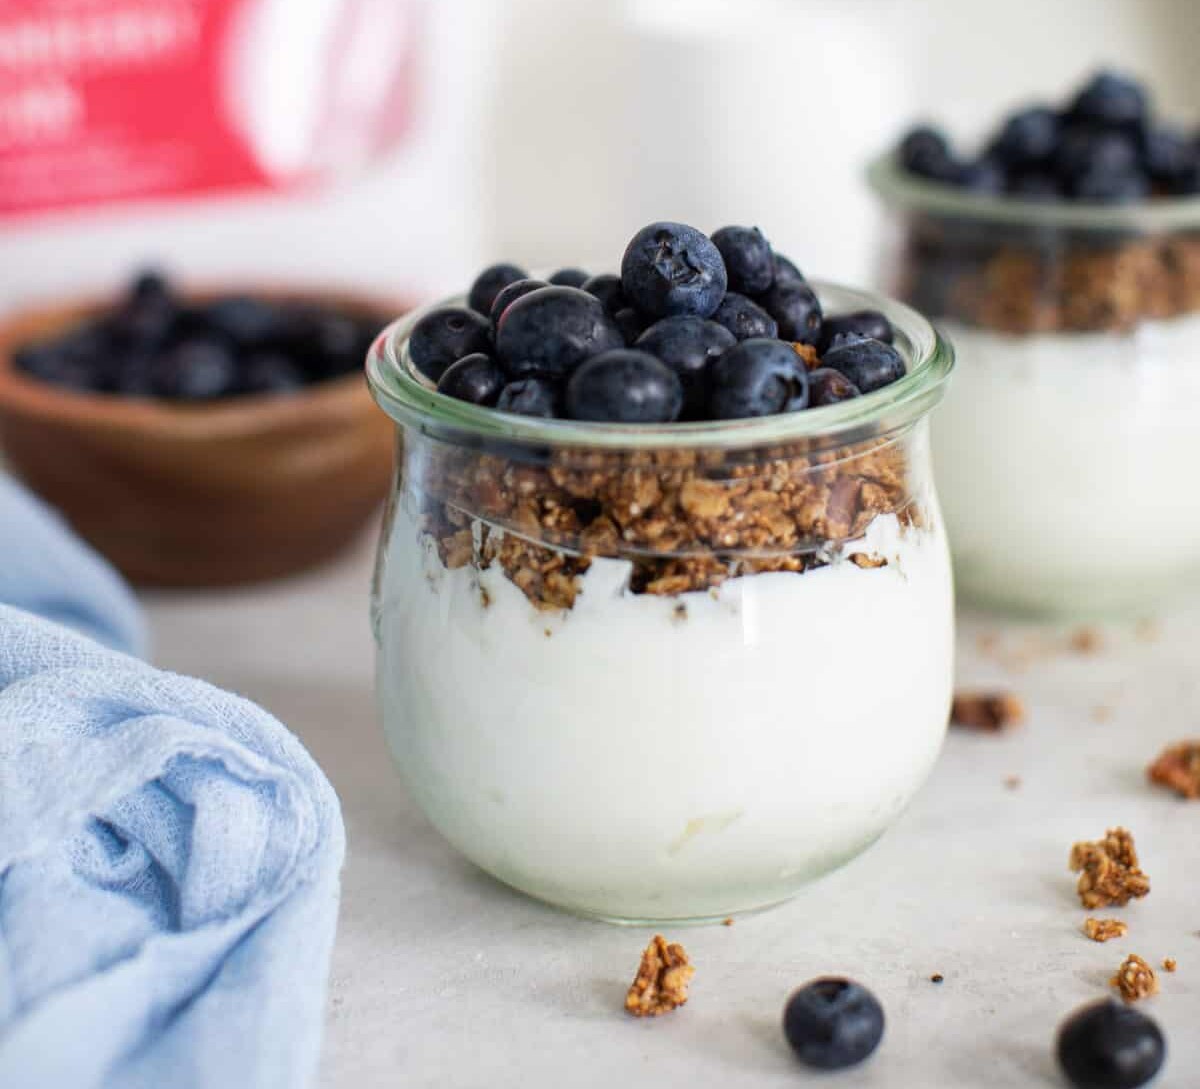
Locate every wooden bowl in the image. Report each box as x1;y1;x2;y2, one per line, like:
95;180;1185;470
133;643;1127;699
0;288;401;587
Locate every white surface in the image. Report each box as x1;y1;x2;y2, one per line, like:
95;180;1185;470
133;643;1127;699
935;317;1200;614
375;506;952;921
144;524;1200;1089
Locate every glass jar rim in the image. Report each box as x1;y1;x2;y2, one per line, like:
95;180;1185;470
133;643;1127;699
868;152;1200;232
366;280;954;453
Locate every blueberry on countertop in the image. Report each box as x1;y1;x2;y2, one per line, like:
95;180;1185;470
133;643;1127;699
496;377;560;418
808;367;862;406
635;316;735;418
711;292;778;341
1069;71;1148;130
621;222;728;319
783;978;885;1071
581;273;627;315
818;310;893;353
437;352;506;406
468;263;528;317
708;338;809;418
489;278;548;329
548;268;591;289
711;225;774;296
409;306;493;382
822;337;905;393
1057;1000;1165;1089
565;349;683;423
759;280;823;345
495;286;624;377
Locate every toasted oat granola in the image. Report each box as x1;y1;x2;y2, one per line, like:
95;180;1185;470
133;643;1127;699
1111;954;1159;1003
1069;828;1151;910
625;935;694;1017
1147;741;1200;799
1083;918;1128;943
950;691;1025;731
1162;958;1177;973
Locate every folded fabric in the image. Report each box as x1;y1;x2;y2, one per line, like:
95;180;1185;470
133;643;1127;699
0;605;346;1089
0;473;146;657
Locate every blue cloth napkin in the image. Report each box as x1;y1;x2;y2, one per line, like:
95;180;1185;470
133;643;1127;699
0;477;346;1089
0;474;146;657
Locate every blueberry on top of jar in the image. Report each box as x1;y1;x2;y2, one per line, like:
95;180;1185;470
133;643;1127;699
893;69;1200;200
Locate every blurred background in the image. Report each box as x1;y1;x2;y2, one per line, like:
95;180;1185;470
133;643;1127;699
3;0;1198;309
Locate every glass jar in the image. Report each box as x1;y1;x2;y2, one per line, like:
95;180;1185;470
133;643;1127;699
367;284;955;924
870;156;1200;616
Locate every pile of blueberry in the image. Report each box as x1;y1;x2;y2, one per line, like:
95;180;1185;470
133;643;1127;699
898;70;1200;203
13;271;383;400
409;221;904;424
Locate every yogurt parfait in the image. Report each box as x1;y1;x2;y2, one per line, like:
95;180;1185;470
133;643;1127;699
872;71;1200;616
368;222;954;922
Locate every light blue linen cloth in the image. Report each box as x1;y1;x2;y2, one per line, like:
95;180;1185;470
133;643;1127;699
0;476;346;1089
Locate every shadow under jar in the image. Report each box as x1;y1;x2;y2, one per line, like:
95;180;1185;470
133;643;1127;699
367;284;955;924
871;156;1200;617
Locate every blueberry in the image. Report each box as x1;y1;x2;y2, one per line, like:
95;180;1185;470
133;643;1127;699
783;978;885;1071
959;155;1007;194
489;278;548;329
496;377;559;418
1008;170;1063;201
13;339;100;391
823;337;905;393
1072;169;1150;203
818;310;893;353
711;226;774;296
581;273;626;315
635;316;735;418
151;337;238;399
620;221;727;319
708;338;809;419
990;105;1060;167
1070;71;1148;130
759;281;823;345
808;367;861;406
548;268;590;289
130;268;171;306
564;349;682;423
1057;1000;1165;1089
771;253;807;289
437;352;505;406
242;352;305;394
409;306;492;382
612;307;648;345
204;295;285;351
1055;126;1140;183
1142;126;1198;190
468;263;528;316
495;286;623;377
898;125;960;183
311;312;365;375
712;292;778;341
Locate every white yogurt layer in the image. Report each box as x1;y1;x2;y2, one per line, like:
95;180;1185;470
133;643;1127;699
936;314;1200;615
375;500;953;921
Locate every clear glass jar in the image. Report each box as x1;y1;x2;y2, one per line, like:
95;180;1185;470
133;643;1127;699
367;284;955;924
870;156;1200;616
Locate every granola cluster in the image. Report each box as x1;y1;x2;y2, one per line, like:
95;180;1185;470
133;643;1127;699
1069;828;1151;910
414;432;915;609
1111;954;1159;1003
897;224;1200;335
625;935;695;1017
1147;740;1200;799
950;691;1026;731
1083;917;1128;943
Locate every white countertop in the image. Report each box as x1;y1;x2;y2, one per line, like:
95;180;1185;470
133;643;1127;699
144;526;1200;1089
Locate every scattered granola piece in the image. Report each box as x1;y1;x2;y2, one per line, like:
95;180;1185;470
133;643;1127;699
1004;775;1021;790
848;552;888;569
1070;627;1103;654
930;973;944;984
722;917;734;927
1069;828;1151;909
1083;918;1128;943
1147;741;1200;799
951;691;1026;731
791;342;820;369
625;935;694;1017
1162;958;1177;973
1111;954;1158;1003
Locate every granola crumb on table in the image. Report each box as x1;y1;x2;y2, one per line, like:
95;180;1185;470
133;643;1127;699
1083;918;1128;943
625;935;695;1017
1111;954;1159;1003
950;691;1025;731
1162;958;1177;973
1147;740;1200;799
1069;828;1151;910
